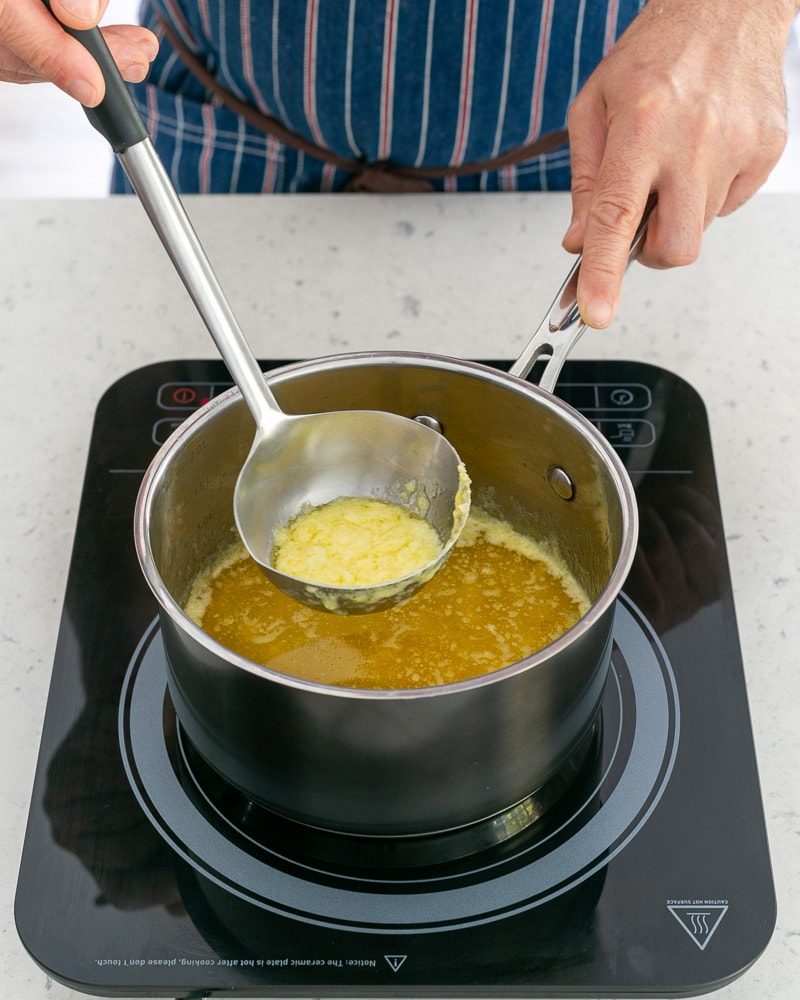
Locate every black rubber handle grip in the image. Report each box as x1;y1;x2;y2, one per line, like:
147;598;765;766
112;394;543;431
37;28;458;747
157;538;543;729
42;0;149;152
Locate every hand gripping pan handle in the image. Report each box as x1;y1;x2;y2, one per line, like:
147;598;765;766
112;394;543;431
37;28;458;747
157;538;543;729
509;198;656;393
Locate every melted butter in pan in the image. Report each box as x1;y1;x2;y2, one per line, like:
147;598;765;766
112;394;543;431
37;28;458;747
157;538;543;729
185;509;590;690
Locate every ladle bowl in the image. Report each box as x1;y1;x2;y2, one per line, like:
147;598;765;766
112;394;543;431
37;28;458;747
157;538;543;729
236;406;468;613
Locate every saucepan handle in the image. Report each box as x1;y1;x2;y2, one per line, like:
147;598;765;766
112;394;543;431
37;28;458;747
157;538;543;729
509;197;656;393
41;0;149;152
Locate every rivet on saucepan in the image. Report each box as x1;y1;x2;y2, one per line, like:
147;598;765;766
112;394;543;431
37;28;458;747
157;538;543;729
413;414;444;434
549;466;575;501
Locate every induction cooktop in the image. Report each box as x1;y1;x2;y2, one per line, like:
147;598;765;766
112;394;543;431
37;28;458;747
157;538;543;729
15;359;775;998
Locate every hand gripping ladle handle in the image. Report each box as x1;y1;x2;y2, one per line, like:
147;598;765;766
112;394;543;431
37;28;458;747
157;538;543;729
42;1;284;433
509;198;656;392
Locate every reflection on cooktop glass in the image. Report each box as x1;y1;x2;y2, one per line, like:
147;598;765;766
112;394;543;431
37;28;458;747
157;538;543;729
15;360;774;998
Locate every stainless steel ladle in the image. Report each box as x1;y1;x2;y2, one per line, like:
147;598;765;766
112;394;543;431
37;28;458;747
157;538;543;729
52;11;469;614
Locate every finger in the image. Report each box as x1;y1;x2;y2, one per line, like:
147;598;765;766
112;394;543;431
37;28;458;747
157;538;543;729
719;165;776;218
717;175;757;218
637;174;705;270
102;24;159;61
577;131;654;327
0;3;156;102
719;124;785;216
0;0;106;103
2;70;40;82
0;41;41;81
100;24;159;82
563;88;607;252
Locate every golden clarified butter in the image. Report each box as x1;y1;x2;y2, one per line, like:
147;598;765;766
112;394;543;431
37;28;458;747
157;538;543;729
185;508;591;690
273;496;442;587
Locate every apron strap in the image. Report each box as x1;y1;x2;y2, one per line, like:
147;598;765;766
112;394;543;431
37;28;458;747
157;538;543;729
155;14;569;192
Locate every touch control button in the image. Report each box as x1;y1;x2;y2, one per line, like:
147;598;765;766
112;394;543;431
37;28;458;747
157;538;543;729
157;382;216;410
593;419;656;448
152;418;186;446
596;384;651;411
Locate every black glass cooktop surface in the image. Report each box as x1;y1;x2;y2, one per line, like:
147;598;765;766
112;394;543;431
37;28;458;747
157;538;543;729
15;360;775;998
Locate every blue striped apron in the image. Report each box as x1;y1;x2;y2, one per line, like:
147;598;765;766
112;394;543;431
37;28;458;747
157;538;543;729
113;0;645;194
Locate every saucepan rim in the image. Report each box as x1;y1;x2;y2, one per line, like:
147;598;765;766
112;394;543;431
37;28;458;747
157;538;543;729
134;351;638;701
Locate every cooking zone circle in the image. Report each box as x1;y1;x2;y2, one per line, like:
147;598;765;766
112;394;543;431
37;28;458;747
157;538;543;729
119;594;679;933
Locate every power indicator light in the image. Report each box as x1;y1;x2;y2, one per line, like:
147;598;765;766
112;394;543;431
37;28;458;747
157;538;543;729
171;386;197;406
158;382;234;411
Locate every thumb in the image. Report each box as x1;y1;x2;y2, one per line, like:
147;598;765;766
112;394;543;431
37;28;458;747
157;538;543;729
48;0;109;31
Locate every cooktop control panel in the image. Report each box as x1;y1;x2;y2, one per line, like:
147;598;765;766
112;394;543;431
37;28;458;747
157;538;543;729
150;368;657;452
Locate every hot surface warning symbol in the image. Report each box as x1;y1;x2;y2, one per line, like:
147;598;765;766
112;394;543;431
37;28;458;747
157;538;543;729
667;903;729;951
384;955;407;973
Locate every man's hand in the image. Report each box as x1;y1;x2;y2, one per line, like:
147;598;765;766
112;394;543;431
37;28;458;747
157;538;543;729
564;0;797;329
0;0;158;106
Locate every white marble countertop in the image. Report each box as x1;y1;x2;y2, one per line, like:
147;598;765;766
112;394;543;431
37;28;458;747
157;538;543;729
1;192;798;1000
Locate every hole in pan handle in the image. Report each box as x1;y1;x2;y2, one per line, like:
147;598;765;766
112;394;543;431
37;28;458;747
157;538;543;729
509;195;656;394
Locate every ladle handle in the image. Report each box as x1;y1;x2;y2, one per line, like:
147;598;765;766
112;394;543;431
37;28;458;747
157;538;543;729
117;141;282;429
509;197;656;393
42;0;147;151
42;4;282;431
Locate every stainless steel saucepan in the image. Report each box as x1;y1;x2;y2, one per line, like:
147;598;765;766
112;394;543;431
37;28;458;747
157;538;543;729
135;221;647;835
